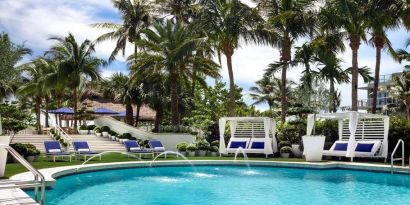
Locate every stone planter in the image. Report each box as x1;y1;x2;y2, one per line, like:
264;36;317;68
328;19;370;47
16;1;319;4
178;151;187;157
198;150;207;157
26;156;35;163
187;151;196;157
280;153;290;158
79;130;88;135
89;130;95;134
302;135;325;162
0;136;11;177
95;132;102;137
210;152;218;157
102;132;109;137
291;144;302;158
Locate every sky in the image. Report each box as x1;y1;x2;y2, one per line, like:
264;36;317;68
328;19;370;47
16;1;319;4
0;0;408;111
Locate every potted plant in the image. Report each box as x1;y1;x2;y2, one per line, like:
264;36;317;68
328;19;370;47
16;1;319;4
302;135;325;162
209;146;219;157
176;142;188;156
79;125;88;134
25;147;40;163
101;126;110;137
88;125;96;134
196;140;210;157
59;139;69;152
94;127;102;137
186;144;197;157
280;146;292;158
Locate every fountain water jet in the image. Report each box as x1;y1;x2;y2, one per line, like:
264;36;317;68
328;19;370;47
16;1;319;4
149;151;198;173
75;151;141;171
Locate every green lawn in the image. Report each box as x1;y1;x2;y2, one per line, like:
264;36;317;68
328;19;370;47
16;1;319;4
3;153;307;179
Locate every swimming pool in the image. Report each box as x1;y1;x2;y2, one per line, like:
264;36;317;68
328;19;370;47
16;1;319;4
27;165;410;205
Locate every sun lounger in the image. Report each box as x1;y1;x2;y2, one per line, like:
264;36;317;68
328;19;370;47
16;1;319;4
72;141;101;161
123;140;154;159
44;141;72;162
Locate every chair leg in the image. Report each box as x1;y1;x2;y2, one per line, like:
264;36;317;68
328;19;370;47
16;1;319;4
99;155;102;161
53;156;55;162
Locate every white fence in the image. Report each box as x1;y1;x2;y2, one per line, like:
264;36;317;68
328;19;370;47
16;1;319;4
94;116;196;151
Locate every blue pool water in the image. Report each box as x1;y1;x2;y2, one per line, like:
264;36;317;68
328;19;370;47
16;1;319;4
27;166;410;205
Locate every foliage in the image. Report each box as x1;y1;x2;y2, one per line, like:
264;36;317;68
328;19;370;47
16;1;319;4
209;146;219;152
0;104;34;138
10;143;40;157
280;146;292;154
388;115;410;156
101;126;110;132
278;141;291;148
87;125;96;130
79;125;88;130
186;144;197;152
138;139;149;148
315;119;339;149
108;130;118;136
176;142;188;152
196;139;210;151
276;120;306;144
210;140;220;147
94;127;101;133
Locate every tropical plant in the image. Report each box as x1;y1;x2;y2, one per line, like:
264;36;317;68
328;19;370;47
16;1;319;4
47;33;104;131
105;72;134;125
321;0;368;111
130;20;219;126
0;33;31;99
366;0;408;113
257;0;316;122
201;0;267;117
176;141;188;152
0;104;34;141
93;0;154;62
390;71;410;119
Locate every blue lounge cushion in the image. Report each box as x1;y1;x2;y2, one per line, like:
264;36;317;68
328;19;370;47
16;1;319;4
44;141;63;153
149;140;164;148
334;142;348;151
73;141;90;151
229;141;247;149
250;142;264;149
355;143;374;152
124;140;140;151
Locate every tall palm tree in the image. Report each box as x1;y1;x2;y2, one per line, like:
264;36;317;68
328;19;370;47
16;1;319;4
256;0;316;122
292;43;316;90
47;33;104;131
18;58;54;133
107;72;135;125
201;0;268;117
321;0;368;111
130;21;219;126
366;0;408;113
93;0;154;62
390;71;410;119
250;76;277;114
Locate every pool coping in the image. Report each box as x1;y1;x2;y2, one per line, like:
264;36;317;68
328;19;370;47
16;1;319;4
10;160;410;188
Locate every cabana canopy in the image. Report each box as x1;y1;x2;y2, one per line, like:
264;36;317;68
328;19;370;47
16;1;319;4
219;117;277;155
49;107;74;114
94;107;119;115
306;112;389;159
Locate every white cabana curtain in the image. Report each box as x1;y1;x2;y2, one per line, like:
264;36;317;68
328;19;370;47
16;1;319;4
219;118;227;154
307;114;315;135
263;118;270;154
346;112;358;157
338;119;343;140
382;117;390;158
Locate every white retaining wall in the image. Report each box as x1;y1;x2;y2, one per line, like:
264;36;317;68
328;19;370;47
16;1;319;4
94;116;196;151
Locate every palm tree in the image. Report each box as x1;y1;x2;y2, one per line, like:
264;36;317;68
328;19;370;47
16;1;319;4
0;33;31;99
256;0;316;122
321;0;368;111
18;58;54;133
93;0;154;62
366;0;408;113
107;73;135;125
47;33;104;131
130;21;219;126
390;71;410;119
201;0;268;117
250;76;277;114
314;53;349;113
292;43;316;90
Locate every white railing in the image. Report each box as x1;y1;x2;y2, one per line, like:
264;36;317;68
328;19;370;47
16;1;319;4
53;125;72;150
0;144;46;205
390;139;405;174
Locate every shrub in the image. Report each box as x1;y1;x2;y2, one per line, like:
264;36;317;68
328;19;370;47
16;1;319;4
209;146;219;152
138;139;149;148
87;125;96;130
94;127;101;133
79;125;88;130
315;120;338;149
101;126;110;132
176;142;188;151
10;143;40;157
211;140;219;147
108;130;117;136
276;121;306;144
388;115;410;156
122;133;132;139
186;144;197;152
280;146;292;153
196;140;210;151
278;141;291;148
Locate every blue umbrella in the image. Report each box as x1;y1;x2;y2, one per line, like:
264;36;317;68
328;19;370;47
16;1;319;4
49;107;74;114
94;107;119;115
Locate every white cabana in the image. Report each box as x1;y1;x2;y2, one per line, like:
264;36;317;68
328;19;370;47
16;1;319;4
306;112;389;160
219;117;277;157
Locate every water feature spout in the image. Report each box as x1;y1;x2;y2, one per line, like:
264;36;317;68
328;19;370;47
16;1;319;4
234;147;251;169
75;151;140;171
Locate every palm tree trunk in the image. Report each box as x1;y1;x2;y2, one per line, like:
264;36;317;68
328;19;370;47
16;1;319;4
350;35;360;111
225;47;235;117
135;105;141;127
280;38;291;122
372;41;384;114
73;85;78;132
170;73;179;126
125;103;134;125
35;96;42;134
154;105;163;132
45;95;49;127
329;80;336;113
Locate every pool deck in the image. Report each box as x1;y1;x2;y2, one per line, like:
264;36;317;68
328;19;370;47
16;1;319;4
3;160;410;204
